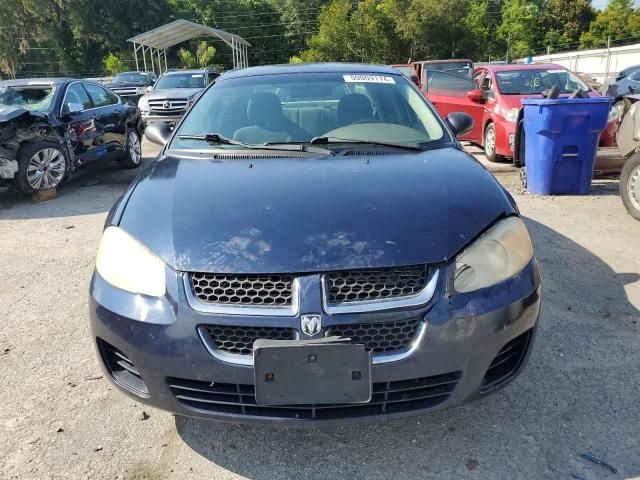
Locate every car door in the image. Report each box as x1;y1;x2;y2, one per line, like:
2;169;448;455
83;82;128;155
423;70;485;142
59;82;100;163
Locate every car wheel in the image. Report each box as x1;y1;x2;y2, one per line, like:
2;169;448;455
119;129;142;169
16;142;68;194
620;152;640;220
483;123;502;163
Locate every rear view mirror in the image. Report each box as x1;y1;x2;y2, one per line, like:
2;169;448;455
66;103;83;115
144;122;172;146
467;89;484;102
446;112;474;137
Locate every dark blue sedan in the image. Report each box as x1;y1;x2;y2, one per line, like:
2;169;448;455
90;63;541;425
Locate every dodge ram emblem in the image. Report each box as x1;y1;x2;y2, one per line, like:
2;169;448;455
301;314;321;336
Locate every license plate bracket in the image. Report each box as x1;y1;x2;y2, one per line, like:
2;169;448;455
253;338;372;406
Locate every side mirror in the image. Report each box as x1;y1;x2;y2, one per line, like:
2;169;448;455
446;112;474;137
65;103;83;115
410;74;419;86
146;85;153;92
467;89;484;102
144;122;172;146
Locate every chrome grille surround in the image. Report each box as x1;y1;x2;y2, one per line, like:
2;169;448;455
148;98;188;112
111;87;138;96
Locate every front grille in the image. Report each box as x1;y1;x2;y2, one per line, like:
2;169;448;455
326;266;428;304
327;317;422;353
168;372;461;420
190;273;294;306
480;329;533;392
97;339;148;397
201;325;295;356
148;98;188;112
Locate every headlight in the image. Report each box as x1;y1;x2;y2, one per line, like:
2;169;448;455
608;105;620;122
454;217;533;293
138;98;150;113
95;226;166;297
504;108;520;123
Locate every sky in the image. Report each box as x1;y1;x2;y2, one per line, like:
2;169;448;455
592;0;640;9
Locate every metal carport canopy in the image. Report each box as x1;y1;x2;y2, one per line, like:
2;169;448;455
127;19;250;73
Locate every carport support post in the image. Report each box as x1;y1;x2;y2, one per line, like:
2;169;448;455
157;49;162;74
134;43;139;71
142;46;147;73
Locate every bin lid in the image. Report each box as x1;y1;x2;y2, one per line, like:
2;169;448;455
522;97;612;105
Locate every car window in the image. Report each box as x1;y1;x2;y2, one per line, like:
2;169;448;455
84;83;116;108
63;83;93;112
0;84;56;113
173;72;447;149
629;71;640;82
496;69;589;95
425;71;476;94
113;72;149;84
155;73;206;89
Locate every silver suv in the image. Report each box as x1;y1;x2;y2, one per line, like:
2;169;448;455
138;69;219;126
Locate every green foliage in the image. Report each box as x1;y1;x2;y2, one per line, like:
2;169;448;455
178;41;217;68
497;0;539;61
580;0;640;48
103;52;127;75
301;0;405;63
540;0;594;52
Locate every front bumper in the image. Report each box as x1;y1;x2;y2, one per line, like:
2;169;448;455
89;260;541;426
140;113;185;126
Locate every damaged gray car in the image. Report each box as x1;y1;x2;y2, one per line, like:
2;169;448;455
0;78;143;193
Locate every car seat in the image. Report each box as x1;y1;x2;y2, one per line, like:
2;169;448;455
336;93;374;127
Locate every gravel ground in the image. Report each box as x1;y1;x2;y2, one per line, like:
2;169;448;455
1;140;639;480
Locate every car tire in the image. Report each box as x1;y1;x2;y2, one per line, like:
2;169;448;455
15;142;68;194
119;129;142;169
620;152;640;220
483;123;502;163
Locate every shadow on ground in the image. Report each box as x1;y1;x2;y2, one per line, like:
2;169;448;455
175;218;639;480
0;157;154;220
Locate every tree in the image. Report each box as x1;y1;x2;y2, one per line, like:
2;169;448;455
580;0;640;48
498;0;539;61
540;0;594;51
0;0;36;78
464;0;504;60
301;0;405;63
103;52;127;75
178;41;217;68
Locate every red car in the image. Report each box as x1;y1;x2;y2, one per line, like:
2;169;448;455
423;63;619;162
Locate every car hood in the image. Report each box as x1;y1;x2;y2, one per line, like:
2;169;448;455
105;81;147;88
142;88;202;100
0;106;33;125
117;147;515;273
499;91;602;109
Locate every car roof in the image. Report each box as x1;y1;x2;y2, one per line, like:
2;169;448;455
222;63;400;80
482;63;567;72
0;78;71;87
415;59;473;64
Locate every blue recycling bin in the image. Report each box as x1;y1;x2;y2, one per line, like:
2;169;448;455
522;97;612;195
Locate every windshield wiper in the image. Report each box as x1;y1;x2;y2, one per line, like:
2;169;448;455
309;136;425;151
178;133;333;154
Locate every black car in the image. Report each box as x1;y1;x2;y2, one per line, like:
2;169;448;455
604;65;640;117
0;78;143;193
90;63;541;425
104;71;158;105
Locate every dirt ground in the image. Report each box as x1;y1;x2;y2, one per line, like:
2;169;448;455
1;140;639;480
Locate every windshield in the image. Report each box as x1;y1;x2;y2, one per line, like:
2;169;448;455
172;72;446;150
155;73;205;90
424;62;472;77
496;69;589;95
0;84;56;112
113;73;149;84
